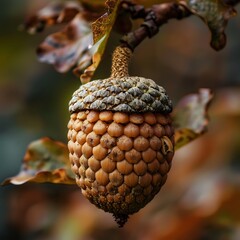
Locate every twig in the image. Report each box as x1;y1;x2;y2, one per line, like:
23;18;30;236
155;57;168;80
120;2;191;50
120;0;240;51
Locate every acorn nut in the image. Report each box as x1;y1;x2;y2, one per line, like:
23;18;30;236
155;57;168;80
67;46;174;227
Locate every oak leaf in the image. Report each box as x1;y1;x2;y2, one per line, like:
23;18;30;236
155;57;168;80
2;138;75;185
79;0;121;83
23;1;82;34
173;88;213;150
180;0;236;50
37;13;93;73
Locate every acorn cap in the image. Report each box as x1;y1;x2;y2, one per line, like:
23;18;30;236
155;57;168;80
69;76;172;114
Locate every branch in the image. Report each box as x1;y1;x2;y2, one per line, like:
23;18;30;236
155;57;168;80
120;0;239;51
121;2;191;50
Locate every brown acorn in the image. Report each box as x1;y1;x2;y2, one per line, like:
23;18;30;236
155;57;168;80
67;46;174;227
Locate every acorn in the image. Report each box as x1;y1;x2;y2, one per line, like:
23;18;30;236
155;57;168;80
67;46;174;227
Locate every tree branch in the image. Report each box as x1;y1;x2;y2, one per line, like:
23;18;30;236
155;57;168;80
120;0;239;51
121;2;191;50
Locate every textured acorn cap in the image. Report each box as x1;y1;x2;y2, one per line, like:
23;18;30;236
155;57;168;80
69;76;172;114
70;46;172;114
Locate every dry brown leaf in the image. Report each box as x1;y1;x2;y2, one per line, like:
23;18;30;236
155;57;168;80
2;138;75;185
180;0;236;50
79;0;121;83
173;88;213;150
23;1;82;34
37;13;93;73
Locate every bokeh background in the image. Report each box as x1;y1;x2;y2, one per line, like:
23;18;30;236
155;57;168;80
0;0;240;239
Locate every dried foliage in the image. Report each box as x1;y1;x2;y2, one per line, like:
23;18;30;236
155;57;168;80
173;88;213;150
22;0;238;81
23;1;83;33
2;138;75;185
181;0;236;50
37;14;93;73
79;0;121;83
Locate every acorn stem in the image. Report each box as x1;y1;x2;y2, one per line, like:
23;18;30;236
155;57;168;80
111;46;133;78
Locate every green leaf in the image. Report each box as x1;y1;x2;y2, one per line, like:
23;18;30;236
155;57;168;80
181;0;236;50
79;0;121;83
2;138;75;185
173;88;213;150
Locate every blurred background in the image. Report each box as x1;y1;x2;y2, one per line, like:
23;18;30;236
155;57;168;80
0;0;240;239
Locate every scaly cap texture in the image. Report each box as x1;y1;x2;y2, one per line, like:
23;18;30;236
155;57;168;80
69;76;172;114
